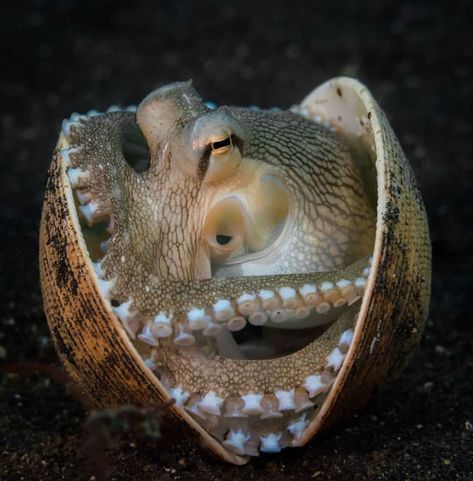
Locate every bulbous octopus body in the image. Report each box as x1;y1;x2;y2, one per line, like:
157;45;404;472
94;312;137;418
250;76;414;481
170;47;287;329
131;82;374;282
40;78;431;463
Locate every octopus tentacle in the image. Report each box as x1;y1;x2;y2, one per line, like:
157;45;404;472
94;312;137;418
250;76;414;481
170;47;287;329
156;306;359;456
102;255;369;342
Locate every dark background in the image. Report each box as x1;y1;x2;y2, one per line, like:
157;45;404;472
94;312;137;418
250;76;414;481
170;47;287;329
1;1;472;480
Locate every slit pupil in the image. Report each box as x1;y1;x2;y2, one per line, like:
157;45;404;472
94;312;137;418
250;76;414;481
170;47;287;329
212;137;231;150
216;234;232;245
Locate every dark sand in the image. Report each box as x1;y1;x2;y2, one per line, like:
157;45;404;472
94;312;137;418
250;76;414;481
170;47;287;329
1;1;472;479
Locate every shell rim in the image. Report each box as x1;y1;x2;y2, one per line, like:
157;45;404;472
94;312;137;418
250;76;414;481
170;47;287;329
296;76;385;445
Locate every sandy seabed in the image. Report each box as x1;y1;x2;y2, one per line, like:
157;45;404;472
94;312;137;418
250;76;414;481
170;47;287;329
1;1;472;480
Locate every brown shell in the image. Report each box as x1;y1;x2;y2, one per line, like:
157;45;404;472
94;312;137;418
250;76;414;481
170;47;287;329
39;77;431;464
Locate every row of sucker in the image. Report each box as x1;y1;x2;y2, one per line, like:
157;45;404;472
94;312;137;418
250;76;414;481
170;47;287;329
142;323;355;456
89;251;370;348
62;105;137;229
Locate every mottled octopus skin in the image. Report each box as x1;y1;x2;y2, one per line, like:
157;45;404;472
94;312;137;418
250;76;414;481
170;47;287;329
39;77;431;464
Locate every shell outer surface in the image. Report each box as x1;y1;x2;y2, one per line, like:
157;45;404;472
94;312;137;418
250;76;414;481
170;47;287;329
39;77;431;463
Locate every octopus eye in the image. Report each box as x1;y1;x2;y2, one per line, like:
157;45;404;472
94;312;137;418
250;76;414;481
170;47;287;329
211;135;233;155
